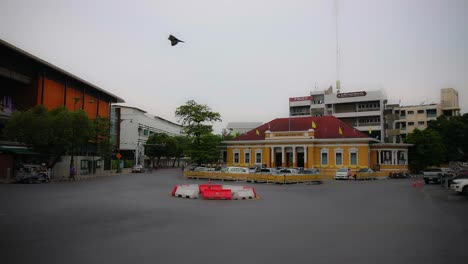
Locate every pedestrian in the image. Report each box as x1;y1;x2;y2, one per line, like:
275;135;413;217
69;165;76;181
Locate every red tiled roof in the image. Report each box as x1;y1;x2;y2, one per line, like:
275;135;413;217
233;116;371;141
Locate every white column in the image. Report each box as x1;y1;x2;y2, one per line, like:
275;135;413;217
404;150;408;165
392;150;396;165
304;146;308;167
292;146;296;164
270;147;274;165
281;146;285;166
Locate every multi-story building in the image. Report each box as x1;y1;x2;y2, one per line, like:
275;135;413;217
384;88;460;143
440;88;460;116
0;39;124;179
224;116;410;175
289;86;387;141
112;105;183;166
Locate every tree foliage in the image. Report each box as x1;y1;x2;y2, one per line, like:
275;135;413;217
406;128;446;171
3;105;93;167
426;114;468;161
92;116;112;159
186;133;223;165
145;133;175;166
175;100;222;164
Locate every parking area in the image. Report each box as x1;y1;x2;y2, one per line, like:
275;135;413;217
1;168;467;264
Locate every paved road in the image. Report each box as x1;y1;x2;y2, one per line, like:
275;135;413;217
1;169;467;264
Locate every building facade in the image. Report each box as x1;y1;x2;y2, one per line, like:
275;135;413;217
0;39;124;179
112;105;184;166
289;87;387;141
384;88;460;143
224;116;409;175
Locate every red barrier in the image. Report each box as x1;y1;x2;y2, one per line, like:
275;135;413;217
171;186;178;196
199;184;222;193
243;186;257;198
202;189;232;200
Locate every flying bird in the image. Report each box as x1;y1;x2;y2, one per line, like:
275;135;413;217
168;35;184;46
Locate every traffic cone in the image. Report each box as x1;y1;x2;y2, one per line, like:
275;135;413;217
412;179;417;188
418;179;423;187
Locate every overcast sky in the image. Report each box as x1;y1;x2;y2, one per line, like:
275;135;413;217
1;0;467;133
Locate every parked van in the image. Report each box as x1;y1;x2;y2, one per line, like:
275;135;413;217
220;167;250;174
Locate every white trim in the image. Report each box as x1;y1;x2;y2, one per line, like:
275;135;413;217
335;149;343;166
372;148;409;152
255;149;262;164
349;149;358;166
222;138;378;145
233;149;240;164
320;148;329;166
226;143;368;149
244;151;250;164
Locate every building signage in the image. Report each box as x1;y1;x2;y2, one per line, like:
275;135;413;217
289;96;312;102
337;91;367;98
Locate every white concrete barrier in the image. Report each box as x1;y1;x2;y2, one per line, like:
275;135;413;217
175;185;199;199
232;188;256;200
222;185;245;192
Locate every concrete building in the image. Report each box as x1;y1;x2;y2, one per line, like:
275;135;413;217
289;87;387;141
440;88;460;116
0;39;124;180
384;88;460;143
112;105;183;166
224;116;410;175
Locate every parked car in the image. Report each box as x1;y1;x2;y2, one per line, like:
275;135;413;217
301;168;320;175
220;167;249;174
248;166;261;173
16;164;50;183
194;167;215;172
447;171;468;186
132;165;145;173
388;171;410;179
450;178;468;195
259;168;278;174
279;168;300;175
422;168;453;184
334;168;351;180
353;168;377;180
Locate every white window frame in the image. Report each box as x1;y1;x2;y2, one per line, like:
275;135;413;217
233;149;240;164
255;150;262;164
321;148;329;166
349;148;358;166
244;151;250;164
335;148;343;166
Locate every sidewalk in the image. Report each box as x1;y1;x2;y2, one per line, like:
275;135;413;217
53;168;132;182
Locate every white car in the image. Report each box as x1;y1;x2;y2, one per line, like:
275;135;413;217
220;167;250;174
279;168;300;175
334;168;351;180
259;168;278;174
450;179;468;195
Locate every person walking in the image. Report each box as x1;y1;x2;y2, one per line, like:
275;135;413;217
69;165;76;181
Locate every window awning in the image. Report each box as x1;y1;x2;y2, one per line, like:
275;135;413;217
0;146;38;155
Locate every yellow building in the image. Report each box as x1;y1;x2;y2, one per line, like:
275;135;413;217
223;116;410;175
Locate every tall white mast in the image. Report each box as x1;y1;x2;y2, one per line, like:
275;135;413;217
335;0;341;93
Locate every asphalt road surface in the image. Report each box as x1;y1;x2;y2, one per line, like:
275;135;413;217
1;169;467;264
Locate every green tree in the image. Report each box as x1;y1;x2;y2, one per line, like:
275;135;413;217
427;115;467;162
175;100;221;164
171;136;189;167
145;133;174;166
91;116;112;158
406;128;446;171
3;105;93;168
